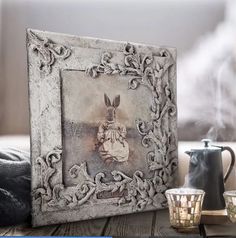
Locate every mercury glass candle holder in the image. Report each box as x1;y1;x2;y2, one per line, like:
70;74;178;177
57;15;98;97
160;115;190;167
165;188;205;229
223;190;236;223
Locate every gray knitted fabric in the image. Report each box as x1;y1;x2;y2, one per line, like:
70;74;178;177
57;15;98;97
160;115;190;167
0;148;31;226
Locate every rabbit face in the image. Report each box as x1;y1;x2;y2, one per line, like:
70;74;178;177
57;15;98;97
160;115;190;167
106;107;116;122
104;93;120;123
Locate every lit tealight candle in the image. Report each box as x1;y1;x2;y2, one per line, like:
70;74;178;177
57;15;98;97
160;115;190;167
165;188;205;229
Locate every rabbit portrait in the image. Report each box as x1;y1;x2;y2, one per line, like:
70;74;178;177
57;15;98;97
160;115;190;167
97;93;129;163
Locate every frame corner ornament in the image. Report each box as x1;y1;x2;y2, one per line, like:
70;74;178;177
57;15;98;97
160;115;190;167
27;30;71;74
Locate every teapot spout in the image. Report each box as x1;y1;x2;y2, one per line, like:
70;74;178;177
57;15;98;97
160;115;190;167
185;150;192;157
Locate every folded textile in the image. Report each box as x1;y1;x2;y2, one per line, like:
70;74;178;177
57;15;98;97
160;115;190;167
0;148;31;226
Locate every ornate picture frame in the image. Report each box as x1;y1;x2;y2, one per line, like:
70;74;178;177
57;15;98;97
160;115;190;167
27;29;177;227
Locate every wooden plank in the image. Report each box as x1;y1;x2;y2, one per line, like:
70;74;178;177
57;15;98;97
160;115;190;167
3;223;59;236
204;220;236;237
103;211;154;236
154;209;201;237
202;209;227;216
201;214;228;225
201;209;228;225
0;227;12;236
52;217;108;236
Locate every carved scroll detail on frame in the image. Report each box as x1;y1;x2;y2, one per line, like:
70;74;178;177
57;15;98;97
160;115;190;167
34;147;62;205
27;30;71;74
86;43;177;176
34;43;177;212
35;149;171;211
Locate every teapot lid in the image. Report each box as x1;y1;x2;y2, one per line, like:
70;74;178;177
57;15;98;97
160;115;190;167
202;139;212;148
190;139;221;152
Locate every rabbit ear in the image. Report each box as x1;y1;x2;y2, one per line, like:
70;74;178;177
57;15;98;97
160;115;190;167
104;93;111;107
112;95;120;108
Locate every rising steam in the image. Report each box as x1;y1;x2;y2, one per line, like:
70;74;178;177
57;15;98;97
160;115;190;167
183;151;208;188
178;0;236;141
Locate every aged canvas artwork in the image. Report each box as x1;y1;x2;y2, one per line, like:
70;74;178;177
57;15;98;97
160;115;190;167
27;29;177;226
62;71;151;186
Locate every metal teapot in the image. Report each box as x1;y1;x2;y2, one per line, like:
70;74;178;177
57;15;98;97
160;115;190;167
185;139;235;210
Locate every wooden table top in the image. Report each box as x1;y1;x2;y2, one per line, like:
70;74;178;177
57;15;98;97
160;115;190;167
1;209;234;237
0;209;203;237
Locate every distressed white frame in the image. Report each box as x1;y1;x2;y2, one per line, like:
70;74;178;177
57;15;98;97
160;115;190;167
27;29;177;227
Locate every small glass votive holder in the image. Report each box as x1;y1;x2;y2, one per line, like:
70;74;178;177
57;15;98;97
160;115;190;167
223;190;236;223
165;188;205;229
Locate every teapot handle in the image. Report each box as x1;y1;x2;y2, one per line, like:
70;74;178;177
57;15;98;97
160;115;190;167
221;146;235;183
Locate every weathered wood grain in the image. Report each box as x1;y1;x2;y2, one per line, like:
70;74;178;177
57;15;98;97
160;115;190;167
154;209;201;237
52;217;108;236
103;211;154;236
0;210;204;236
0;226;12;236
204;220;236;237
3;222;59;236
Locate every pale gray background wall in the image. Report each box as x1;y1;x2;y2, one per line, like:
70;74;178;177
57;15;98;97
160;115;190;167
0;0;226;134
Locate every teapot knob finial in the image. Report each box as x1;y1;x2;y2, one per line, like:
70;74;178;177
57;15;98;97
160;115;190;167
201;139;211;148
